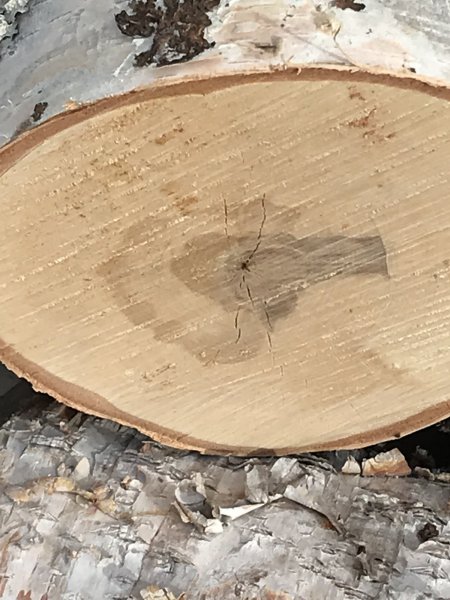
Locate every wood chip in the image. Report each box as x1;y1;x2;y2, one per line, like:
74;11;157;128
362;449;411;477
341;456;361;475
73;456;91;480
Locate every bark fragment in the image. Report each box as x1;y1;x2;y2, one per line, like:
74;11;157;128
115;0;220;67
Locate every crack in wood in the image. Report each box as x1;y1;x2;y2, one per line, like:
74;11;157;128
223;196;230;241
234;195;274;356
234;307;242;344
242;194;267;269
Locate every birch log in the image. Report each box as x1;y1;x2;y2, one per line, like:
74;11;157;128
0;0;449;456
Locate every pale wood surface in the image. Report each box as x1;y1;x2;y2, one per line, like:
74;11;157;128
1;71;450;453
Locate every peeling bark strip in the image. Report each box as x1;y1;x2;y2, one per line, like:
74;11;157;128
115;0;220;67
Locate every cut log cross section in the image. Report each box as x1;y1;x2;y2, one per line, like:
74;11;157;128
0;70;449;454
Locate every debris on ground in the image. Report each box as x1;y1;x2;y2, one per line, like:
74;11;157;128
362;448;411;477
0;0;32;46
341;455;361;475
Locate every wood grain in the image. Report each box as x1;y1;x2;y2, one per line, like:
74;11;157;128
0;70;449;454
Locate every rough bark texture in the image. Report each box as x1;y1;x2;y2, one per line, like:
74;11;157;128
1;0;450;145
1;381;450;600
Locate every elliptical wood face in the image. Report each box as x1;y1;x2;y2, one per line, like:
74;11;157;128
0;71;449;455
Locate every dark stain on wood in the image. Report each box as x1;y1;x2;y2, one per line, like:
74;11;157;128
97;218;159;329
98;251;157;328
98;198;388;366
171;231;388;332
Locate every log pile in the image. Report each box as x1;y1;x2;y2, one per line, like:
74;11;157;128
0;372;449;599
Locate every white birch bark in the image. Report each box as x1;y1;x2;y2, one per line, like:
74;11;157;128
1;0;450;146
0;385;450;600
